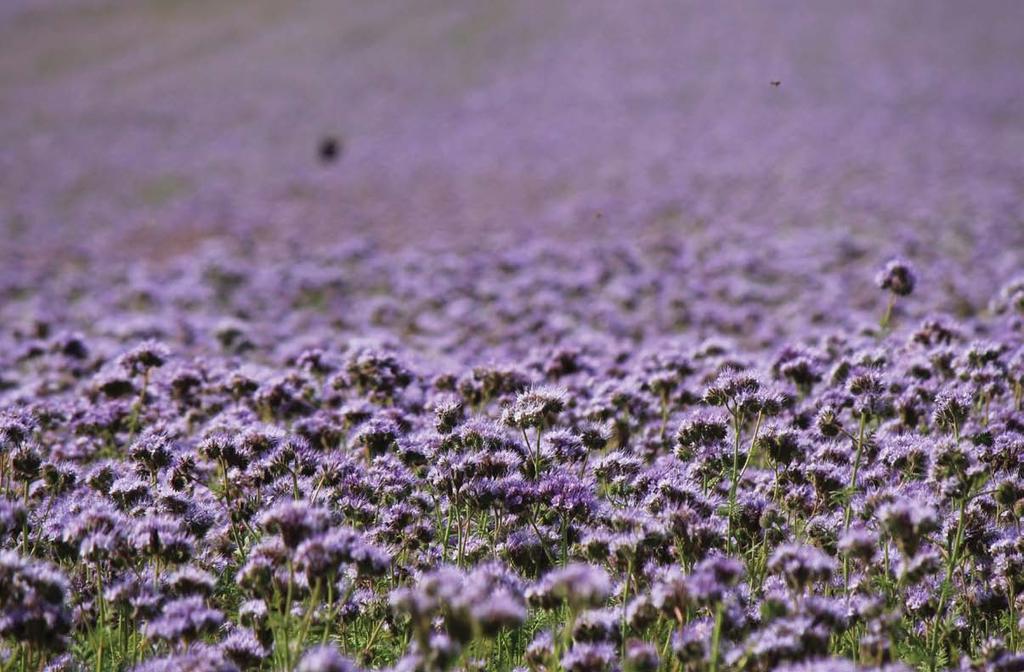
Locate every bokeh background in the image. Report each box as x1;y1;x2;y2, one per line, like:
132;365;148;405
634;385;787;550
2;0;1023;284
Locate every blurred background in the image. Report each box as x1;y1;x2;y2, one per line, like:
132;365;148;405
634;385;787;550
2;0;1023;268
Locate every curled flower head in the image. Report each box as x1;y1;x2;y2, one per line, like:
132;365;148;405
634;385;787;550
686;556;745;606
258;500;330;549
142;596;223;645
220;627;268;669
119;340;171;376
0;551;71;650
878;499;939;557
527;563;611;611
676;412;729;452
295;645;359;672
561;642;617;672
768;544;836;592
502;386;567;429
624;639;660;672
876;258;916;297
932;388;972;437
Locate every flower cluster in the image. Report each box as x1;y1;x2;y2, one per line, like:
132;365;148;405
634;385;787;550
0;231;1023;672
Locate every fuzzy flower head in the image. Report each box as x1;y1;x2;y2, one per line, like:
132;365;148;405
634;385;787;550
768;544;836;592
502;386;567;429
142;596;223;645
295;645;360;672
878;499;939;557
686;556;745;606
527;563;611;611
0;552;71;649
676;411;729;453
561;642;617;672
294;526;390;578
390;563;526;645
220;627;268;669
119;340;171;376
258;500;331;549
931;388;972;437
876;258;916;297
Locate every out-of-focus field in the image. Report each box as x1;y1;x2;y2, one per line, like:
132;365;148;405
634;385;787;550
2;0;1023;266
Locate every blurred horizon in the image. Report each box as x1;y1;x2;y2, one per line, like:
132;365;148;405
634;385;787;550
1;0;1023;268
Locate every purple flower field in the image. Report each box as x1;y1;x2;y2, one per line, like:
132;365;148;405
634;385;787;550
2;2;1024;671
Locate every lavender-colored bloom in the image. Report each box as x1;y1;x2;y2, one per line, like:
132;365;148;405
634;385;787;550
257;500;330;548
672;619;712;663
219;627;268;669
502;386;567;429
0;500;27;543
686;556;745;606
164;566;217;597
238;600;268;630
542;429;587;463
294;645;359;672
837;526;878;564
741;615;831;667
119;341;171;376
560;642;617;672
525;629;555;669
527;563;611;611
624;639;659;672
472;590;528;636
294;526;390;578
129;515;194;563
754;423;803;466
41;653;79;672
676;411;729;451
130;646;238;672
768;544;836;592
876;259;916;297
931;388;973;436
0;551;71;649
572;607;620;643
143;597;224;644
390;563;526;644
433;397;464;435
878;499;939;556
537;472;596;519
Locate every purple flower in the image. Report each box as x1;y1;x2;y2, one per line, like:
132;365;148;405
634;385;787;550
560;642;616;672
130;645;237;672
878;499;939;556
0;551;71;650
257;500;330;549
119;341;171;376
527;563;611;611
294;526;390;578
624;639;660;672
932;388;972;437
294;645;359;672
129;515;194;563
502;386;567;429
219;627;268;668
143;597;224;644
768;544;836;592
876;258;916;297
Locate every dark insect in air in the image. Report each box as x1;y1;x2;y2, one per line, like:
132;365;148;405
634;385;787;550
318;136;342;164
770;81;782;87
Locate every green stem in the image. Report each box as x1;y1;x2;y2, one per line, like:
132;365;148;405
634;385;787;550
659;391;670;442
727;413;744;554
880;295;895;331
929;497;968;672
709;602;725;672
621;557;634;669
842;414;867;595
